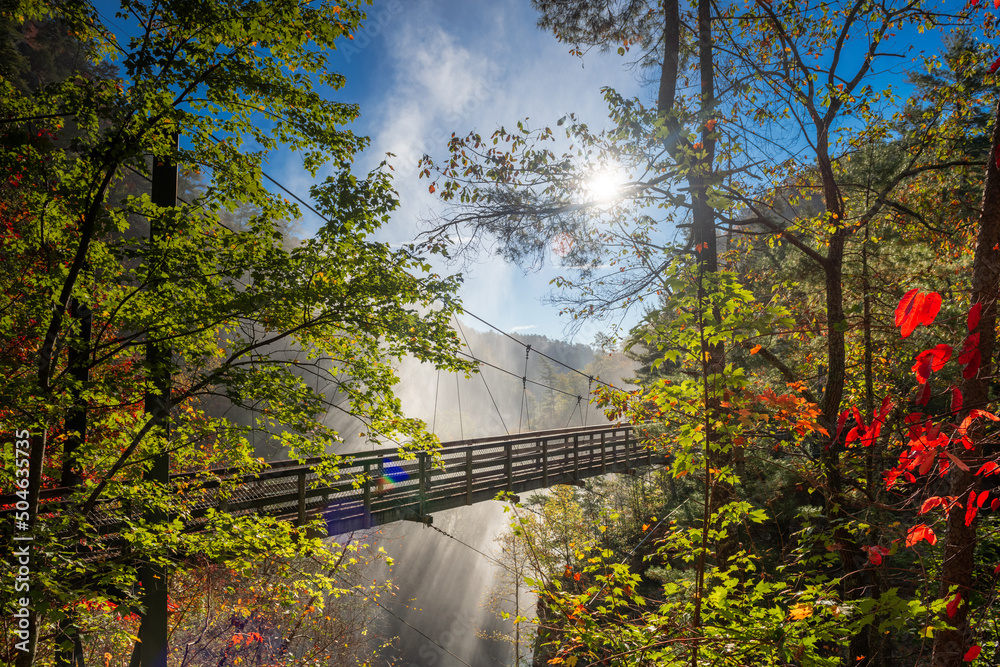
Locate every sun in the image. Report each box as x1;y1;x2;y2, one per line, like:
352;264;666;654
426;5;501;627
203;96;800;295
583;165;627;204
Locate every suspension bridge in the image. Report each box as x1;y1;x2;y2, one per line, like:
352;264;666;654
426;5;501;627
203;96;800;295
8;422;656;539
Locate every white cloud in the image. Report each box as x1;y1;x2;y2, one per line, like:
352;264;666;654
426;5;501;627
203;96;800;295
345;0;645;341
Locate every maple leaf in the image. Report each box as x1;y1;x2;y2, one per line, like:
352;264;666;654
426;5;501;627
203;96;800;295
789;603;813;620
964;645;981;661
895;289;942;338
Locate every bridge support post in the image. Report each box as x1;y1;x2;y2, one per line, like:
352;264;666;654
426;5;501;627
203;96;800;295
465;449;472;505
363;463;372;529
573;435;579;482
624;428;631;472
542;439;548;487
505;443;513;494
600;432;606;475
297;471;307;526
418;453;427;517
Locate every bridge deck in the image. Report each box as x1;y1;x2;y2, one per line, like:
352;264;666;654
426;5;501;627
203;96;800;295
3;423;659;537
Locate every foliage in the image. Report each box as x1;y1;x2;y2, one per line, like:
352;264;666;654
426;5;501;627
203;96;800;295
416;2;1000;665
0;0;472;663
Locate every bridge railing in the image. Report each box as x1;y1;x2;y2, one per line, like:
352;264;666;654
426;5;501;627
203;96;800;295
0;423;660;538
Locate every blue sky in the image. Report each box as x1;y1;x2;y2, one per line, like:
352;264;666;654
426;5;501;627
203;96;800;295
91;0;648;343
273;0;647;344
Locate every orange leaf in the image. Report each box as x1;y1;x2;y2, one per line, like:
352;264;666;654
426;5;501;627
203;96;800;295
750;344;762;354
789;603;813;620
905;524;937;547
946;451;971;472
920;497;944;514
428;183;436;194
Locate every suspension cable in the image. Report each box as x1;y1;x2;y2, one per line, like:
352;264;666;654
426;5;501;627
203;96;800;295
454;317;509;435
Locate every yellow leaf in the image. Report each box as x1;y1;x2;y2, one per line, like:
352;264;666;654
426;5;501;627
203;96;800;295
789;603;813;620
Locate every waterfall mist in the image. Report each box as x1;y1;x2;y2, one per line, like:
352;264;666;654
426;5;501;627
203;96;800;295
354;324;637;666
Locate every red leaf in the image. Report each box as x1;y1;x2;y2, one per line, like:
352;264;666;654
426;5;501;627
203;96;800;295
917;382;932;406
895;290;942;338
905;524;937;547
994;563;1000;575
979;490;990;508
947;592;962;618
946;451;971;472
968;303;982;332
920;496;944;514
912;344;953;384
964;645;981;661
993;498;1000;511
878;395;893;420
966;490;979;526
976;461;999;477
837;408;850;440
952;387;964;414
959;333;982;379
865;545;890;566
963;349;981;379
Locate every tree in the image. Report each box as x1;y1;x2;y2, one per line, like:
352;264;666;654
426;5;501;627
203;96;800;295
417;1;1000;665
0;0;470;663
